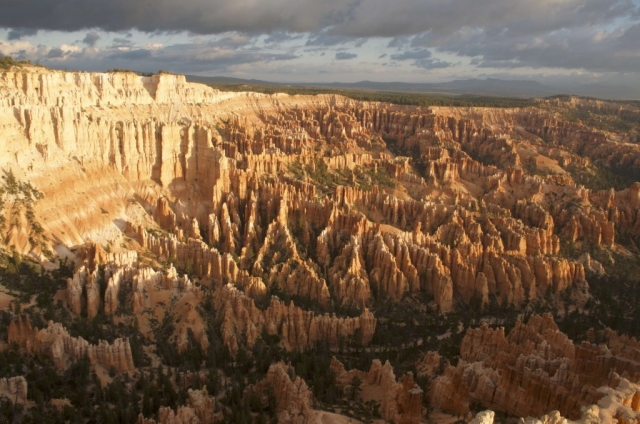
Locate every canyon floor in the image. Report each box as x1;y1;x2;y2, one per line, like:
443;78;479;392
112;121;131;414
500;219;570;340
1;64;640;423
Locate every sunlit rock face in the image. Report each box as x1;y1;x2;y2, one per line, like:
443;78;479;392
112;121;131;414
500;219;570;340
8;317;135;372
3;66;640;423
430;314;640;420
3;67;622;316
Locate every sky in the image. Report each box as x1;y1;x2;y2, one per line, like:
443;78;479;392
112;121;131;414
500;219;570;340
0;0;639;86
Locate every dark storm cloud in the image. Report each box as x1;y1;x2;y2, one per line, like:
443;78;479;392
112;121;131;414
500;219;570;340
7;28;38;40
4;0;632;38
329;0;639;38
1;0;639;74
616;22;640;49
335;52;357;60
0;0;353;34
46;48;64;58
83;32;101;46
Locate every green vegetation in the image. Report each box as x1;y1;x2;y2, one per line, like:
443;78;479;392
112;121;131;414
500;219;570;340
289;159;396;196
2;71;640;422
206;82;536;108
547;94;640;109
105;68;137;74
547;240;640;340
0;251;71;307
0;56;32;70
0;251;146;362
1;246;603;424
580;251;640;338
530;98;640;186
304;160;348;194
0;251;211;422
107;69;174;77
358;167;397;190
564;106;638;134
0;252;149;423
366;293;523;373
566;162;633;191
0;344;199;423
0;170;50;254
541;97;640;142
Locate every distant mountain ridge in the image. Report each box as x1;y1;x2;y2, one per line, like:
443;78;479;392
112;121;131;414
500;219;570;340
186;75;640;100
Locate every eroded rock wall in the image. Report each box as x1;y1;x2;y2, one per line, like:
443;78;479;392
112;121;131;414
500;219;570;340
331;357;423;424
7;317;135;372
429;314;640;420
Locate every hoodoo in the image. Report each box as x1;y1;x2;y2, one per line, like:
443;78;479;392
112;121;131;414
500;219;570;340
1;64;640;423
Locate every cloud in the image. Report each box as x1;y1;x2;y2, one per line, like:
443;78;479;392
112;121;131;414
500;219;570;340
46;48;65;59
0;35;301;75
112;38;134;47
335;51;357;60
270;53;299;61
390;48;452;69
0;0;638;75
6;0;633;39
413;58;453;69
0;40;49;61
390;48;433;61
434;24;640;73
306;33;365;47
264;32;303;45
0;0;350;34
107;48;153;60
387;36;411;48
112;42;297;71
329;0;639;38
83;31;101;46
0;40;81;62
215;33;255;49
7;28;38;40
